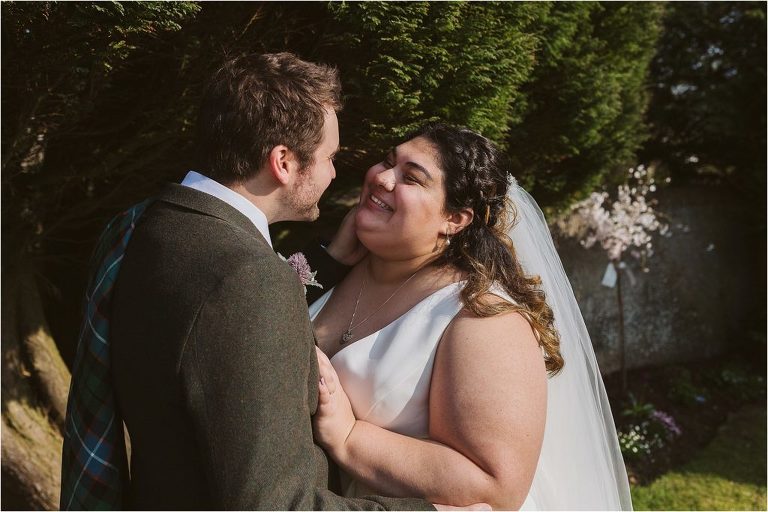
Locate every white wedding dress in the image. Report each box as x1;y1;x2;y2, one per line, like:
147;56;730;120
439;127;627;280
308;178;632;510
308;282;539;509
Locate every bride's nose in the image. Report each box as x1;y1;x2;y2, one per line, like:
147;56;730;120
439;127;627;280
374;168;396;192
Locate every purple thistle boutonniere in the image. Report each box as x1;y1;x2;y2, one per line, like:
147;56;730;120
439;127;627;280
278;252;323;296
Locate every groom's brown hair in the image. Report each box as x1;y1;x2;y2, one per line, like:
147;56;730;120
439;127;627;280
196;52;342;184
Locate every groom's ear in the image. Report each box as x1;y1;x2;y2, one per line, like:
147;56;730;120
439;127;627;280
266;145;300;186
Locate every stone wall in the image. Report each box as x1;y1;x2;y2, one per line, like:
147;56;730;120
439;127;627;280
556;184;766;374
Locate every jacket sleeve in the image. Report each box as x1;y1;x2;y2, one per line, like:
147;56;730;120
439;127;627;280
180;260;434;510
301;239;353;305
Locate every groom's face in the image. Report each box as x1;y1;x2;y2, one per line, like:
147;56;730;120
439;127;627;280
288;108;339;221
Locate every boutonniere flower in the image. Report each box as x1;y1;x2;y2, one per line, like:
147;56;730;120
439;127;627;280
278;252;323;296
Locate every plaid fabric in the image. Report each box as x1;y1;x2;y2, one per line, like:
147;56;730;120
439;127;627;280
60;200;153;510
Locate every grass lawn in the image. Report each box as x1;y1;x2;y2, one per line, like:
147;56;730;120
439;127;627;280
631;404;767;510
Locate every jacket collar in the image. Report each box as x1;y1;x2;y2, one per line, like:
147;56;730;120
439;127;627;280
157;183;270;246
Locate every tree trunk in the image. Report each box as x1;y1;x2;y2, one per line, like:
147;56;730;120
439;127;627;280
2;269;71;510
615;260;627;393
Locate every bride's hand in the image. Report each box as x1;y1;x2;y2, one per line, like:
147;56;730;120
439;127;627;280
313;346;356;459
325;206;368;266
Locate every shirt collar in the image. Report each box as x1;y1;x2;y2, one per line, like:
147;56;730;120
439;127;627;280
180;171;272;248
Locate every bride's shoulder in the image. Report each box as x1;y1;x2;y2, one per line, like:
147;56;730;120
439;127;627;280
452;304;534;337
434;297;547;394
443;291;540;357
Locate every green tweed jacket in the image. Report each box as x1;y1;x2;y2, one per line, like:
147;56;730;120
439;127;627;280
111;184;433;510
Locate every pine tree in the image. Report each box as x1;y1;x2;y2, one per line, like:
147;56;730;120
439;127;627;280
506;2;665;211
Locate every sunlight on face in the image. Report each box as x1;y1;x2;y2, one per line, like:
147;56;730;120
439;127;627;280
289;109;339;221
355;136;449;259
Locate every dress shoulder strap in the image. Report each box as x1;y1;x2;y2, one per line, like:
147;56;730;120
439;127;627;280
488;283;518;306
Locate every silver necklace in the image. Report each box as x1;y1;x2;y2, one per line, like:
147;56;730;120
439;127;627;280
341;264;423;345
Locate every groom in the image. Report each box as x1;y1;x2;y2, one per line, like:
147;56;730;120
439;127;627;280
103;53;433;509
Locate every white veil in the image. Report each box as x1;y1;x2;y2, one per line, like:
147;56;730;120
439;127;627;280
507;177;632;511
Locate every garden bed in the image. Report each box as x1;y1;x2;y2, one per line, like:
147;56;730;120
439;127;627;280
630;404;766;510
603;351;766;486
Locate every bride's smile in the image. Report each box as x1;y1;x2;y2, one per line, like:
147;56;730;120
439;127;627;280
355;137;461;259
366;192;393;212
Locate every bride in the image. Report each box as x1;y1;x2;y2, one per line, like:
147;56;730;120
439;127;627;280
309;122;632;510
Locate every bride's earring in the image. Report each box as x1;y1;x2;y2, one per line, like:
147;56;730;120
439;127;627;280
445;225;452;246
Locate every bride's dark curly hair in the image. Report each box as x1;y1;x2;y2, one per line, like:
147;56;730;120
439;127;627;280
405;122;563;375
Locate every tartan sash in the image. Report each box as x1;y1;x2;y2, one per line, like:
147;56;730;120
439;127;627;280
60;200;153;510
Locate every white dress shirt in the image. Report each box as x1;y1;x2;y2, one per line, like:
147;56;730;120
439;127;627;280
180;171;272;248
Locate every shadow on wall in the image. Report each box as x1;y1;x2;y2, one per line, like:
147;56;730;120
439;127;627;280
558;184;766;374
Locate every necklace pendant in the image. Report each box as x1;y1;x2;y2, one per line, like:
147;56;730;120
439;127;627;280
341;330;353;345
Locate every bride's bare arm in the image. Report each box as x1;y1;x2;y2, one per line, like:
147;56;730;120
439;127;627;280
313;305;547;510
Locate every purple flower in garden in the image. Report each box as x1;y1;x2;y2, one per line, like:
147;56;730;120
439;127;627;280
279;252;322;295
651;410;682;437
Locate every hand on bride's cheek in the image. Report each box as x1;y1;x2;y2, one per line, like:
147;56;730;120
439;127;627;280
326;206;369;266
312;347;357;458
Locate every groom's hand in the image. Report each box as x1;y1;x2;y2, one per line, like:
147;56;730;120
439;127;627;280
326;206;368;266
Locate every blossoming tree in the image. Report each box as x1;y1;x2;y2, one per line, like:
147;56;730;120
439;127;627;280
558;165;669;391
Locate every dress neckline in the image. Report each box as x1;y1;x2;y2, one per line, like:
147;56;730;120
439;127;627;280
315;280;465;362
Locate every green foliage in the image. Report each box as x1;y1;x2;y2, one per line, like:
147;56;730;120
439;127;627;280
322;2;545;146
0;1;671;358
622;394;656;418
2;1;201;260
643;2;767;194
2;1;668;265
717;362;766;402
507;2;665;211
317;2;664;214
667;361;765;407
666;367;709;406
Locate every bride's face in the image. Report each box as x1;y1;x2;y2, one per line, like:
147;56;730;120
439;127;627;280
355;136;449;258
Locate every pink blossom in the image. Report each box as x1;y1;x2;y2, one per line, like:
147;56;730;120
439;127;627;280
556;164;669;269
